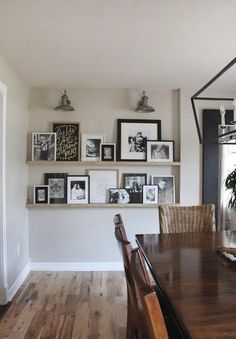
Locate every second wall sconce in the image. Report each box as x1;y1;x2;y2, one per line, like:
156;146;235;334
135;90;155;113
54;89;75;112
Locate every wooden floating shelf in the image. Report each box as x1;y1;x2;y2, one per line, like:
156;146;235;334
26;160;180;166
26;203;179;209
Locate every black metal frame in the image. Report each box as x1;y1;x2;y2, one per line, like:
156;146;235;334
191;57;236;144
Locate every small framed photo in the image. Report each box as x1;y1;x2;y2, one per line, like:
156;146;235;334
53;122;80;161
123;173;147;203
142;185;158;204
147;140;174;162
44;173;68;204
67;175;89;204
109;188;130;204
32;132;56;161
33;185;49;204
100;143;116;162
88;169;119;203
151;175;175;204
81;133;105;161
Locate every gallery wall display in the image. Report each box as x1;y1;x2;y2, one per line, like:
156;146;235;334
32;132;56;161
53;122;80;161
44;173;68;203
67;175;89;204
146;140;174;162
81;133;105;161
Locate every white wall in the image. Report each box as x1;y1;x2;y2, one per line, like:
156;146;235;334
28;88;180;265
0;54;29;288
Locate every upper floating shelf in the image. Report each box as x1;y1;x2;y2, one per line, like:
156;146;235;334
26;160;181;166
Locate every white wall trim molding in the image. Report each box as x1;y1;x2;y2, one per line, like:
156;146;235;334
30;261;123;271
7;260;30;301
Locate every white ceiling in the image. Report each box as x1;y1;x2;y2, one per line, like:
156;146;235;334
0;0;236;89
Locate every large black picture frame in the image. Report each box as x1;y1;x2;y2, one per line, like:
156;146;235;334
44;173;68;204
53;122;80;161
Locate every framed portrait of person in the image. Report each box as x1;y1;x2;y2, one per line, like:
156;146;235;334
151;175;175;204
117;119;161;161
147;140;174;162
142;185;158;204
88;169;119;203
53;122;80;161
109;188;130;204
32;132;56;161
81;133;105;161
123;173;147;203
100;143;116;162
67;175;89;204
33;185;49;204
44;173;68;204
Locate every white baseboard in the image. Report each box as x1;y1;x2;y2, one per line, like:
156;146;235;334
30;261;123;271
7;260;30;301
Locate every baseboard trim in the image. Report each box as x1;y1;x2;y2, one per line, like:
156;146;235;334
7;260;30;301
30;261;123;271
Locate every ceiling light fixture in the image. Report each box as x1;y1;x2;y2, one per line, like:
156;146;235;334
54;90;75;111
135;90;155;113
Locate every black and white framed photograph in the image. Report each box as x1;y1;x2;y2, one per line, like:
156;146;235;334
88;169;119;203
147;140;174;162
33;185;49;204
100;143;116;162
123;173;147;203
151;175;175;204
53;122;80;161
117;119;161;161
142;185;158;204
32;132;56;161
67;175;89;204
109;188;130;204
81;133;105;161
44;173;68;204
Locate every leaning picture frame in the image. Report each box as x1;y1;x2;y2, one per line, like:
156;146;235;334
44;173;68;204
142;185;158;204
151;175;175;204
67;175;89;204
32;132;56;161
100;143;116;162
53;122;80;161
117;119;161;161
81;133;106;161
109;188;130;204
33;185;49;204
146;140;174;162
123;173;147;203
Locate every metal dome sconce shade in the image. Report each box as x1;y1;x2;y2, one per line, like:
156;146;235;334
135;90;155;113
191;57;236;144
54;90;75;111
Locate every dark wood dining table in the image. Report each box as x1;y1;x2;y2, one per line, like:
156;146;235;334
136;231;236;339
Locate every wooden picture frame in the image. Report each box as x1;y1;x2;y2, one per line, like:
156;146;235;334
67;175;89;204
100;143;116;162
53;122;80;161
32;132;56;161
151;175;175;204
142;185;158;204
81;133;106;161
147;140;174;162
44;173;68;204
33;185;49;204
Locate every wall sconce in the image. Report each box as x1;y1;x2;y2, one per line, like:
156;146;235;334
54;90;75;111
191;57;236;144
135;90;155;113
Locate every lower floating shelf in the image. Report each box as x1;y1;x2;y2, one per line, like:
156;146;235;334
26;203;178;209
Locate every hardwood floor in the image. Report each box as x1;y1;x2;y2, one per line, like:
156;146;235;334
0;271;127;339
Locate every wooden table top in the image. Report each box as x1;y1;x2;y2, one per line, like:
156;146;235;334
136;231;236;339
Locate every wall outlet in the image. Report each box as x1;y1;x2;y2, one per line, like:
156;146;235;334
16;244;20;257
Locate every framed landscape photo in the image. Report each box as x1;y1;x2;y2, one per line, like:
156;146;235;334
147;140;174;162
81;133;105;161
53;122;80;161
88;169;119;203
117;119;161;161
109;188;130;204
44;173;68;204
33;185;49;204
100;143;116;162
123;173;147;203
67;175;89;204
151;175;175;204
142;185;158;204
32;132;56;161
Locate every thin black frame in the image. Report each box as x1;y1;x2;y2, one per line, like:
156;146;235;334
34;185;49;204
123;173;147;203
117;119;161;161
44;173;68;204
53;122;80;161
67;175;90;204
100;143;116;162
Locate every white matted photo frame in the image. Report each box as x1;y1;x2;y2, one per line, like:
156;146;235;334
33;185;49;204
117;119;161;161
147;140;174;162
32;132;56;161
100;143;116;162
109;188;130;204
81;133;105;161
53;122;80;161
151;175;175;204
67;175;89;204
142;185;158;204
88;169;119;203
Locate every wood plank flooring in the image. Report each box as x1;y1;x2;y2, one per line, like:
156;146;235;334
0;271;127;339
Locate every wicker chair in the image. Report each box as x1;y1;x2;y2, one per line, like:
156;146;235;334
159;204;215;234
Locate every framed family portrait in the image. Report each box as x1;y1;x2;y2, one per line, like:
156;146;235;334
151;175;175;204
67;175;89;204
32;132;56;161
88;169;119;203
117;119;161;161
109;188;130;204
44;173;68;204
33;185;49;204
142;185;158;204
81;133;105;161
123;173;147;203
53;122;80;161
147;140;174;162
100;143;116;162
